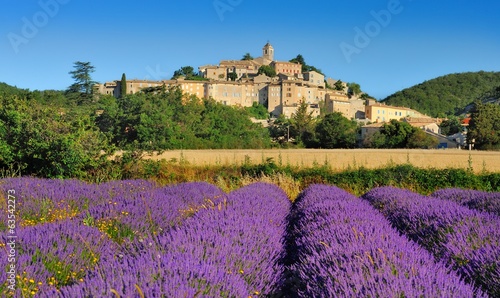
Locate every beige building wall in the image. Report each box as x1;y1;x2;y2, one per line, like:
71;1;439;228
200;65;228;81
303;71;325;88
124;80;165;95
268;83;282;116
365;103;425;123
350;99;366;119
176;80;206;99
282;80;306;107
205;82;256;107
325;91;350;118
271;61;302;75
95;81;119;97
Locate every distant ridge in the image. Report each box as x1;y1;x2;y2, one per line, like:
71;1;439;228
0;82;27;95
381;71;500;117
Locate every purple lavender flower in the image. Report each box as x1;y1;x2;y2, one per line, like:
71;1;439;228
362;186;499;297
286;184;485;297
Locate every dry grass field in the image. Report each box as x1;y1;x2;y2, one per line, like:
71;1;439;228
138;149;500;173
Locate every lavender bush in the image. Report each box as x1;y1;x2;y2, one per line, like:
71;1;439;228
362;186;500;297
285;184;485;297
431;188;500;216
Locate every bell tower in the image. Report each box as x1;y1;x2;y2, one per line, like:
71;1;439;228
262;42;274;61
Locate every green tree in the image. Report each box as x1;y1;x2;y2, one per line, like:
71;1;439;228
241;53;254;60
468;102;500;150
120;73;127;97
407;129;439;149
290;100;316;146
315;112;358;148
334;80;345;91
289;54;324;74
347;82;361;97
67;61;96;95
289;54;305;67
227;72;238;81
246;102;269;119
257;65;276;77
171;66;196;79
362;131;387;148
381;120;414;148
440;117;462;136
0;93;110;178
363;120;438;149
269;114;291;145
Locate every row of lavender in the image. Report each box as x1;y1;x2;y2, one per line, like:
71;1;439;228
1;178;499;296
430;187;500;216
362;186;500;297
284;184;485;297
0;179;290;297
0;178;231;296
53;182;290;297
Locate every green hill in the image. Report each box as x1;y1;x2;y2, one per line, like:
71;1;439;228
0;82;28;95
381;71;500;117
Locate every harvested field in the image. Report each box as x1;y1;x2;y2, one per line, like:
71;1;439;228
136;149;500;173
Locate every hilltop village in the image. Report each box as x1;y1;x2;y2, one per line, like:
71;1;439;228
95;42;428;122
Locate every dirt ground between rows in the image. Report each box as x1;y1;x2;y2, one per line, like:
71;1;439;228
135;149;500;173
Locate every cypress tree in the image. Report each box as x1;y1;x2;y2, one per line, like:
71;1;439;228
120;73;127;97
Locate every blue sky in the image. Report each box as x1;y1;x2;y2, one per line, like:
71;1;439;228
1;0;499;99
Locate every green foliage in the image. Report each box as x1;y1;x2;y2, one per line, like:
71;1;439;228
120;73;127;97
0;82;29;96
290;100;316;146
289;54;324;75
382;120;414;148
66;61;96;104
245;102;269;119
363;120;438;149
96;87;271;150
406;129;439;149
382;71;500;117
257;65;276;77
0;93;111;178
227;72;238;81
171;66;207;81
315;112;358;148
334;80;345;91
269;114;291;145
440;117;463;136
241;53;254;60
347;82;361;97
468;101;500;150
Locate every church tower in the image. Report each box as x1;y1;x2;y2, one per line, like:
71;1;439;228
262;42;274;61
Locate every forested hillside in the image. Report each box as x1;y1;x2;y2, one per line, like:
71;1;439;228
381;71;500;117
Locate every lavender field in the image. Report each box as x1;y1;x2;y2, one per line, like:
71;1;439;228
0;178;498;297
